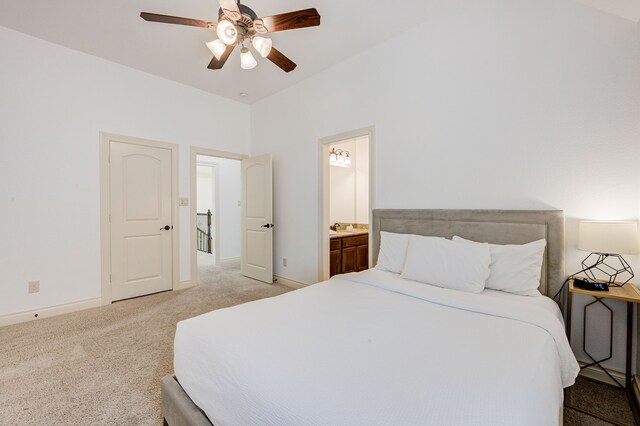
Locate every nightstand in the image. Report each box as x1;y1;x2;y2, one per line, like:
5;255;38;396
566;278;640;421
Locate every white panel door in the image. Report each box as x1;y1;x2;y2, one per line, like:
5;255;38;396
110;141;173;301
241;155;273;283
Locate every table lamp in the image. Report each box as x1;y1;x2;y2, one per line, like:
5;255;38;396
577;221;639;287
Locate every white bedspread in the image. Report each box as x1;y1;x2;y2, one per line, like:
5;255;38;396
174;269;579;426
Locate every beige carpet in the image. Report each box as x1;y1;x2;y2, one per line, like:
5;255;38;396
564;376;637;425
0;264;293;425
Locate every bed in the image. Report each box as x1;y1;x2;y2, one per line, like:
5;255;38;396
162;209;579;426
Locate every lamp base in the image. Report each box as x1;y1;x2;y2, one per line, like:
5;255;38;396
581;253;634;287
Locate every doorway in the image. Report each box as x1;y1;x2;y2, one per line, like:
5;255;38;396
318;127;375;281
196;162;217;267
194;154;242;281
190;148;274;286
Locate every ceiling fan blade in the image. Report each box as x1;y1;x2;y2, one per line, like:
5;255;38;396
254;8;320;33
208;44;235;70
218;0;242;21
140;12;213;29
267;47;297;73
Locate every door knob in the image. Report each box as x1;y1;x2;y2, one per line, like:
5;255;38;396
161;225;171;230
260;224;274;229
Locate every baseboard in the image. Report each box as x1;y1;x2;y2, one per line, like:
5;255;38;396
0;297;103;328
578;361;626;387
274;275;308;289
218;257;240;265
174;280;193;291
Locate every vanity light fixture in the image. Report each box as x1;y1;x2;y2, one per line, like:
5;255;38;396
329;148;351;167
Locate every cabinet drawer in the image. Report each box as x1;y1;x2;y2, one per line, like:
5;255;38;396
341;234;368;248
330;238;341;251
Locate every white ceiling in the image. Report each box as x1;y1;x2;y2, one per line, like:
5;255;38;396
0;0;437;104
0;1;637;105
577;0;640;22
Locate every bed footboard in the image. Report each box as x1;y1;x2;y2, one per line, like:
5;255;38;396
161;375;213;426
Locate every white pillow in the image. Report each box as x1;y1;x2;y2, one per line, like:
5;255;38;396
375;231;411;274
452;236;546;296
401;235;491;293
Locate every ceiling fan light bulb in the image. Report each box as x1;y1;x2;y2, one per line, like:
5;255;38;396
240;47;257;70
205;39;227;60
251;36;273;58
216;20;238;45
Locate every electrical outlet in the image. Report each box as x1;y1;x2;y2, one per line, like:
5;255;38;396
28;281;40;294
283;258;287;267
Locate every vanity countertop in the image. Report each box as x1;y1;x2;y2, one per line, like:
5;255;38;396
330;229;369;239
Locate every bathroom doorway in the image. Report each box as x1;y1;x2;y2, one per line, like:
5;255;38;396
318;127;375;281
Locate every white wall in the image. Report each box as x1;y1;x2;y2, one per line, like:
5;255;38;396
329;137;369;225
250;0;640;373
197;156;241;261
197;165;215;215
355;136;369;224
329;140;356;224
0;26;250;317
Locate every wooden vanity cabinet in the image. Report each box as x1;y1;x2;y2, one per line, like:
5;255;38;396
330;238;342;277
330;234;369;277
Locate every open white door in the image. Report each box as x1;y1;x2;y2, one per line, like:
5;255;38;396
241;154;273;283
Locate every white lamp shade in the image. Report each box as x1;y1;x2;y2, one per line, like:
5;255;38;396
205;39;227;60
216;20;237;45
240;48;257;70
578;221;639;254
251;36;273;58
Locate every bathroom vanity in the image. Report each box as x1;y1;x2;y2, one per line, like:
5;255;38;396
329;230;369;277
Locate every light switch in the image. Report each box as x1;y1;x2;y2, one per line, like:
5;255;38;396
179;198;189;206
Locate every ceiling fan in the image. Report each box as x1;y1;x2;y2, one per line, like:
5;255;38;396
140;0;321;73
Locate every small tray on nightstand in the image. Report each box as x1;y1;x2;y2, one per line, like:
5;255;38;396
569;278;640;303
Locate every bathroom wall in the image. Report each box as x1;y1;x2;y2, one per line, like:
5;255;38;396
329;137;369;225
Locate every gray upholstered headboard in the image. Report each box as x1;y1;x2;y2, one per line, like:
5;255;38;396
371;209;565;298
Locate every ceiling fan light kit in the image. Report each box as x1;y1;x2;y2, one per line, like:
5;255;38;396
251;36;273;58
240;47;258;70
140;1;321;73
206;39;227;60
216;19;238;45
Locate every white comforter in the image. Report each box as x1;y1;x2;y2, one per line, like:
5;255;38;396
174;269;579;426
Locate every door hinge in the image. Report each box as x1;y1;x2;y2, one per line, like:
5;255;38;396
109;214;111;223
109;274;112;282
